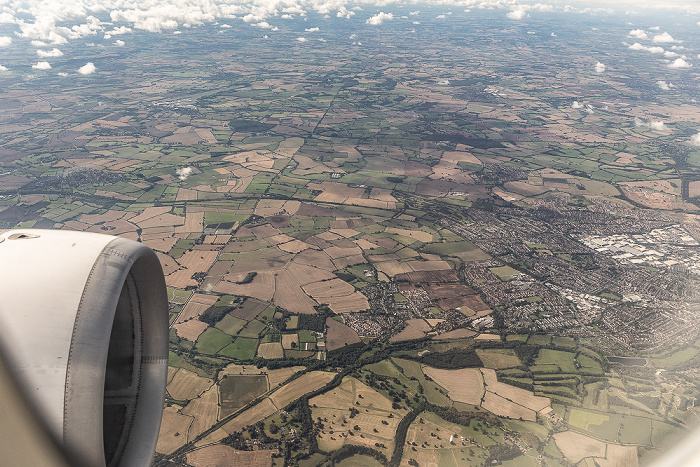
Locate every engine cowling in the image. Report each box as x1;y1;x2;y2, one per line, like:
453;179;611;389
0;229;168;467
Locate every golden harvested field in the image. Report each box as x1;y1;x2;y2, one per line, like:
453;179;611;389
281;333;299;350
303;279;369;313
433;328;476;339
167;369;213;401
178;211;205;233
166;268;199;289
174;319;209;342
475;349;521;369
599;444;638;467
553;431;607;463
157;252;180;275
156;406;193;454
214;270;276;302
326;317;361;351
385;227;434;243
310;377;407;458
407;260;452;271
481;391;536;421
390;319;431;342
269;371;337;409
177;249;220;273
421;366;484;405
481;368;550;412
175;293;219;324
273;268;320;314
303;278;355;299
167;366;178;385
221;397;278;435
332;255;368;269
257;342;284;359
181;384;219;441
278;239;312;253
375;260;414;277
324;245;364;259
187;445;275;467
292;249;337;271
267;366;305;389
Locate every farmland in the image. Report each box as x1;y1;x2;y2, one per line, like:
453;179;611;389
1;5;699;467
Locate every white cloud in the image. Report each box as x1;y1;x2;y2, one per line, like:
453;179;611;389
657;80;674;90
668;58;691;68
176;167;194;181
595;62;606;73
650;26;660;31
550;32;556;37
108;26;132;35
0;36;11;47
366;12;393;25
572;101;583;109
409;10;420;16
628;42;664;54
635;117;668;131
653;32;677;43
0;65;8;72
304;27;319;32
37;48;63;57
220;24;231;28
436;14;446;19
77;62;96;74
115;39;125;46
690;133;700;146
296;37;307;42
506;9;527;20
664;51;679;58
253;21;274;29
31;40;48;47
628;29;648;39
32;61;51;69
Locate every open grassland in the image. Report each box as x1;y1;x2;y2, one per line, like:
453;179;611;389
219;337;259;360
167;369;213;401
567;408;622;442
310;377;407;458
196;327;234;355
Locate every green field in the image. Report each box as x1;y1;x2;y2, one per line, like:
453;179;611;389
286;315;299;330
196;327;234;354
216;314;248;336
620;415;652;445
239;319;268;338
489;266;521;281
219;337;259;360
568;408;621;442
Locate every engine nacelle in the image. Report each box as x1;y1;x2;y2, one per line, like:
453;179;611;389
0;229;168;467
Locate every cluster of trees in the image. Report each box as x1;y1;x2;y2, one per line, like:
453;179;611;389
418;349;483;369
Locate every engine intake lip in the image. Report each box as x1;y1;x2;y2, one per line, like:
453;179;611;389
63;237;168;467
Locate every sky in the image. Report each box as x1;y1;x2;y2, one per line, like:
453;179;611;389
0;0;697;49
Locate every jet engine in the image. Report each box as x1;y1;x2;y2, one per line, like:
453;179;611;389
0;229;168;467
